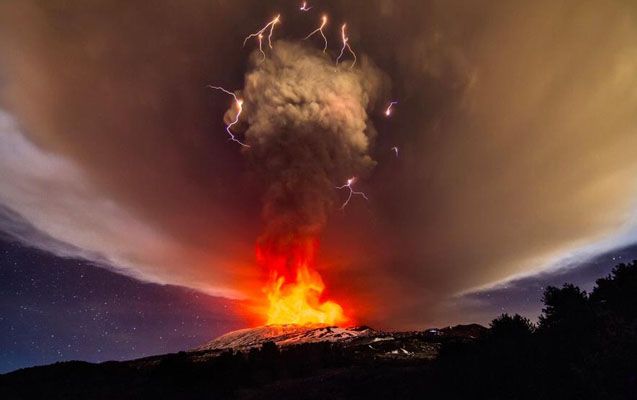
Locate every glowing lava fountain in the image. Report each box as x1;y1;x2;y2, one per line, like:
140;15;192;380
256;237;348;326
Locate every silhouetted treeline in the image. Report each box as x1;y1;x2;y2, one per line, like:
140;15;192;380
436;260;637;399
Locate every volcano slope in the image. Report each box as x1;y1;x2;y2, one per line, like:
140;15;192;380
0;323;484;399
3;261;637;400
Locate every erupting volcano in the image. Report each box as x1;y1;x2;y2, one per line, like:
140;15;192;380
257;237;348;326
215;41;383;327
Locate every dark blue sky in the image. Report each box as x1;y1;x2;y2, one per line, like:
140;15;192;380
0;238;243;374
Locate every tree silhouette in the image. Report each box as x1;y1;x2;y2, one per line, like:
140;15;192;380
591;261;637;321
538;283;591;333
489;313;534;340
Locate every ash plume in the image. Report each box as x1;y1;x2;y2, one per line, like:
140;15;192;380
226;41;384;240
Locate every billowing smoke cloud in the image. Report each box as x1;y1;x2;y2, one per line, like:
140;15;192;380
229;42;383;240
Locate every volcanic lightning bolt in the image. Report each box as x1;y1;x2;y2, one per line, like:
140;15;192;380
336;177;368;209
385;101;398;117
257;33;266;63
391;146;399;157
300;2;312;12
207;85;249;148
243;15;281;50
336;23;357;68
304;14;328;52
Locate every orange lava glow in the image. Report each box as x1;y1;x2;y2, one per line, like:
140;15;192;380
256;237;349;326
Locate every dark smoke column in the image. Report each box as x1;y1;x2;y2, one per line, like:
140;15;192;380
224;41;383;325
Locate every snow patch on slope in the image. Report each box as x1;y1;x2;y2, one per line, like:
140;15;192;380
195;324;377;351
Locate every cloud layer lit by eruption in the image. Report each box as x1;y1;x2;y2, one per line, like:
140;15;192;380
1;0;637;328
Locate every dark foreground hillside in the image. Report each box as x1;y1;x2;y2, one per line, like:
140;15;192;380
2;261;637;400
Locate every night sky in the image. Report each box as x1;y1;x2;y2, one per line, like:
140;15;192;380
0;237;243;374
1;0;637;374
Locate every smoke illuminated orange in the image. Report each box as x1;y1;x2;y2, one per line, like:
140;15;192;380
256;237;348;326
